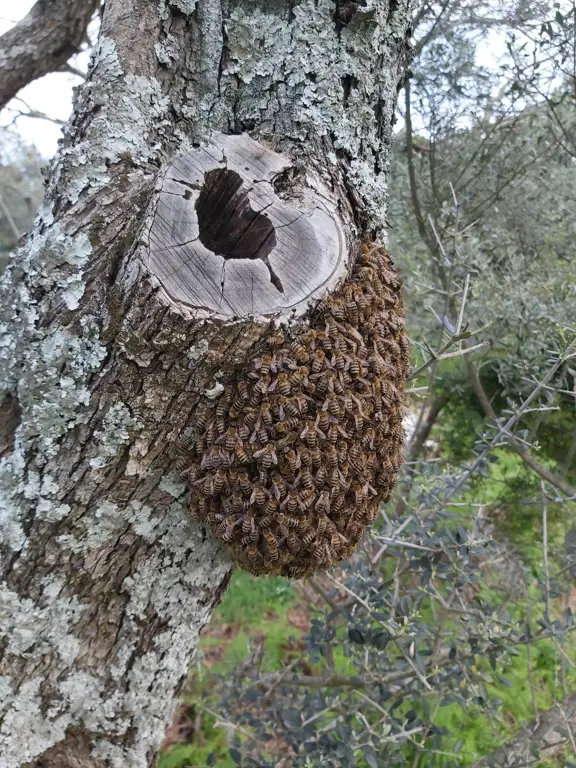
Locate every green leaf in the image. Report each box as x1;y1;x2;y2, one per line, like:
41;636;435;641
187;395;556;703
372;631;390;649
229;748;243;765
281;708;303;730
348;627;365;645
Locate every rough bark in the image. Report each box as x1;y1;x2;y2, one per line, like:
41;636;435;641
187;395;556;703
0;0;414;766
0;0;99;110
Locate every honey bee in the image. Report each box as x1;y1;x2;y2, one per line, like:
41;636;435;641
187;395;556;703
197;495;209;516
290;341;309;363
256;354;276;376
289;367;308;387
221;427;238;451
250;485;266;506
231;491;244;513
284;514;301;528
299;467;314;490
276;418;299;436
316;410;330;432
300;447;312;467
187;463;201;483
272;372;291;396
298;489;315;510
260;402;273;426
302;529;316;546
329;300;345;321
254;426;269;444
332;493;345;512
310;350;326;374
243;409;258;428
354;290;368;312
247;546;260;563
315;466;327;486
279;398;297;418
287;532;301;552
268;330;285;348
312;542;326;563
328;469;341;489
251;377;270;401
324;395;341;418
253;444;278;469
205;421;217;446
263;530;279;560
238;470;251;495
264;498;278;515
293;394;309;414
300;422;318;447
315;490;330;514
349;443;361;462
199;475;213;495
320;333;332;352
310;447;322;468
271;473;287;500
242;511;255;536
362;428;376;450
235;443;250;464
325;446;338;468
219;519;239;542
326;424;339;444
236;424;249;442
331;351;346;371
353;485;365;505
213;468;227;494
229;400;244;420
284;449;301;473
298;516;311;533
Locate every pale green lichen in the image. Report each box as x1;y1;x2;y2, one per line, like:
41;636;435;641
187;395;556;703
89;402;137;469
0;580;84;661
221;0;402;231
58;36;170;205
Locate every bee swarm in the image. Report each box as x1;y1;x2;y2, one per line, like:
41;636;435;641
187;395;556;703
182;244;409;578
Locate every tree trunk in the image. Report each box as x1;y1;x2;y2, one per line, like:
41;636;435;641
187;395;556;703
0;1;414;766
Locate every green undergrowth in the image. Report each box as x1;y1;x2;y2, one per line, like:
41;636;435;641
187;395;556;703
159;436;576;767
158;569;301;768
426;635;576;766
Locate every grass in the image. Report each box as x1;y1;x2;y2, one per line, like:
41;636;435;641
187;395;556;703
158;568;303;768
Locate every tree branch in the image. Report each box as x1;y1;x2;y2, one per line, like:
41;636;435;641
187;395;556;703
0;0;98;110
464;354;576;498
471;691;576;768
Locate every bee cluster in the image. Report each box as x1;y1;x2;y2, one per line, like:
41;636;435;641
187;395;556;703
181;243;409;578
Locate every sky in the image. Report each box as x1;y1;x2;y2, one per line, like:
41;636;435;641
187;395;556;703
0;0;91;158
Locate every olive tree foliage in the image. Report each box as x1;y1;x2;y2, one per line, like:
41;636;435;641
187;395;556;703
0;129;44;266
196;4;576;767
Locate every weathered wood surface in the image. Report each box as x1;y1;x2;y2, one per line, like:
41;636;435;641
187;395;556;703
146;133;346;319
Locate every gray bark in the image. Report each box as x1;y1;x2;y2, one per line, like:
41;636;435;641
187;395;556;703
0;0;414;766
0;0;99;110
